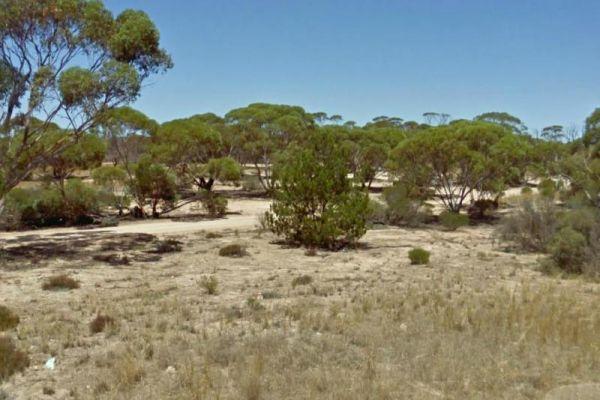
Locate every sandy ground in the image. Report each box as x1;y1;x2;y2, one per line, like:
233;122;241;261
1;197;599;399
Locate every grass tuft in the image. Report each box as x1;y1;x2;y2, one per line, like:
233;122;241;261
42;274;80;291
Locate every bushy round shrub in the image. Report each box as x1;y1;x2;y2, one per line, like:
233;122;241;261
265;133;369;249
382;183;428;227
548;227;587;273
0;306;19;332
439;211;469;231
408;248;430;265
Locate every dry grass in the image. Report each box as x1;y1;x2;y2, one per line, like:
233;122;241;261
41;274;80;291
0;306;19;331
89;314;116;334
219;243;248;257
0;336;29;382
0;224;599;399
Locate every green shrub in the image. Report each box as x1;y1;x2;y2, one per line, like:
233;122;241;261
538;178;558;198
439;211;469;231
202;192;228;217
408;248;430;265
0;306;19;332
264;132;369;249
548;227;587;273
521;186;533;195
498;197;558;252
382;183;428;227
200;275;218;295
218;244;247;257
0;336;29;382
42;274;80;291
291;275;313;288
1;180;102;229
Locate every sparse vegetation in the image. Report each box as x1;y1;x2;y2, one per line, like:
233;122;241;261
200;275;219;295
89;314;116;334
42;275;80;291
0;336;29;382
291;275;313;288
439;211;469;231
408;248;430;265
0;306;19;331
219;243;248;257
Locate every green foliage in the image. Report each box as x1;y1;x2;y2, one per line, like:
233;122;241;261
0;306;19;332
132;158;177;217
387;121;530;213
225;103;316;192
0;0;171;202
538;179;558;199
92;165;130;215
202;192;228;217
1;180;103;229
264;132;369;249
408;248;430;265
439;211;469;231
473;112;527;134
382;182;429;227
0;336;29;382
548;227;587;273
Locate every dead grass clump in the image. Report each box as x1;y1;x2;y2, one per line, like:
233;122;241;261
151;239;183;254
219;243;248;257
0;306;19;331
93;254;131;266
42;274;80;291
0;336;29;382
200;275;218;295
89;314;116;334
291;274;313;288
206;232;223;239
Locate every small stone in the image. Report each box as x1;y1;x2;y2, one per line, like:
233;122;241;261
165;366;176;374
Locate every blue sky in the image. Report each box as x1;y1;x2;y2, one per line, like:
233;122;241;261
104;0;600;132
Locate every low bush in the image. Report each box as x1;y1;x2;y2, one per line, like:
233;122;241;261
200;275;218;295
219;244;247;257
0;336;29;382
291;275;313;288
382;183;428;227
202;192;228;217
42;274;80;291
467;199;498;220
408;248;430;265
547;227;587;273
439;211;469;231
0;306;19;331
99;216;119;227
206;232;223;239
498;197;558;252
538;178;558;198
89;314;116;334
92;254;131;266
152;239;183;254
1;180;103;229
521;186;533;195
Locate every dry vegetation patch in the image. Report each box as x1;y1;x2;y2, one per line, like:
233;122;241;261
0;225;598;399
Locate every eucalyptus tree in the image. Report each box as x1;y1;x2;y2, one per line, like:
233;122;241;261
422;112;450;126
474;112;527;134
387;121;531;213
225;103;316;193
0;0;172;213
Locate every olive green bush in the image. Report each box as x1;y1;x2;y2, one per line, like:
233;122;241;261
264;133;369;249
408;248;430;265
439;211;469;231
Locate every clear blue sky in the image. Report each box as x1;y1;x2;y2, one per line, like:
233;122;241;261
104;0;600;132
